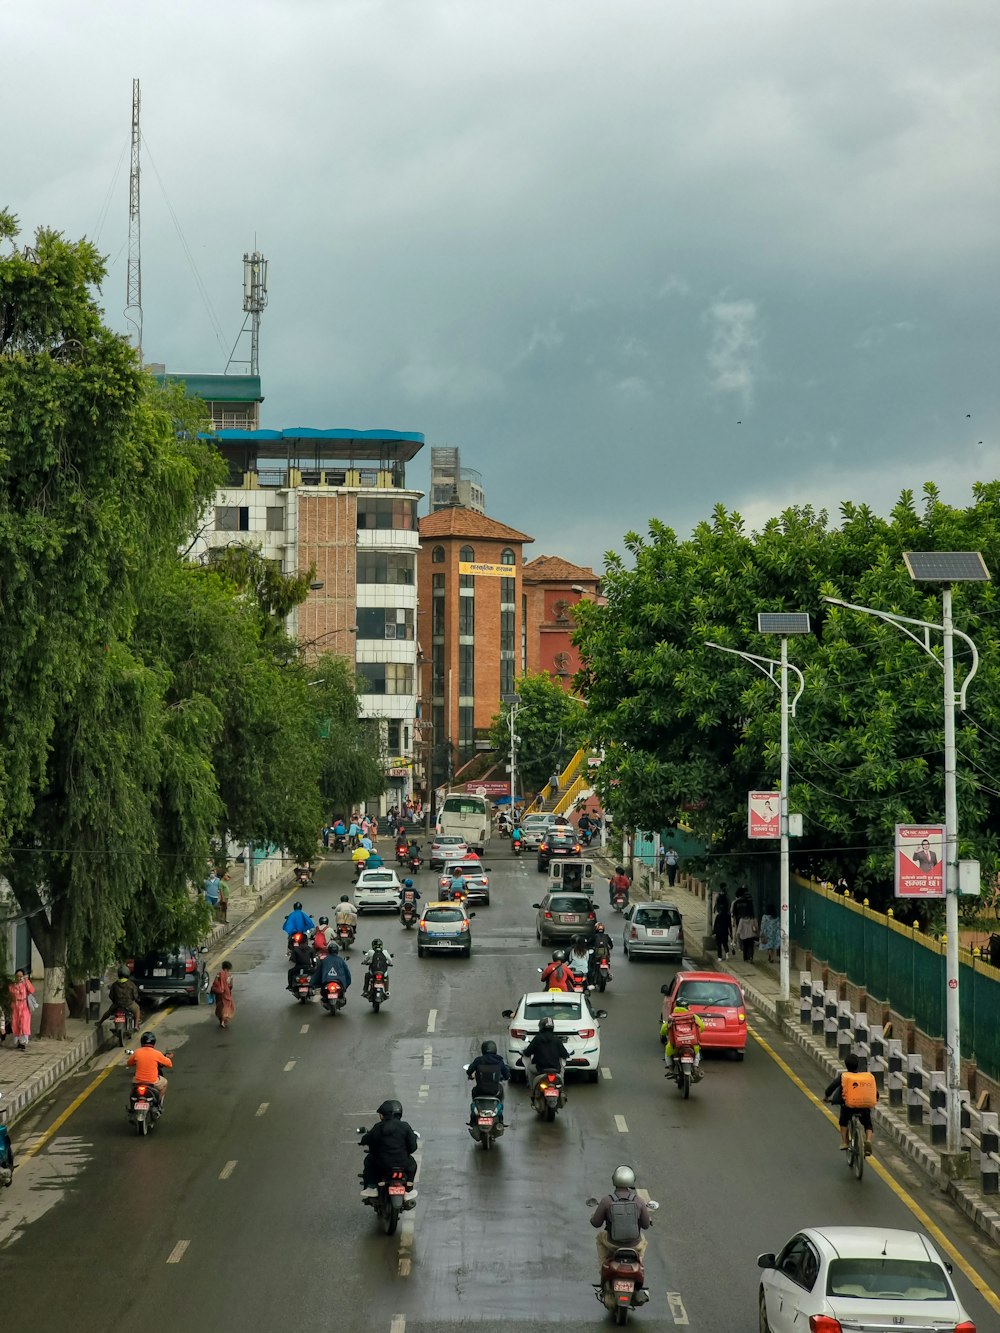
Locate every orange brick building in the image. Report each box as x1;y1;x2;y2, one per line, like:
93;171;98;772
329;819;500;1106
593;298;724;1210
522;554;602;686
417;507;533;786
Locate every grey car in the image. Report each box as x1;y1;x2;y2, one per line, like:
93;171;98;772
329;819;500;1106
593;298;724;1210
622;901;683;960
533;892;597;946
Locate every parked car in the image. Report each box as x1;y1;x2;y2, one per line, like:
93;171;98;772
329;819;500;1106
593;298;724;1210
623;901;684;960
429;835;468;870
439;858;492;905
520;814;550;850
756;1226;974;1333
130;946;210;1005
417;901;475;958
533;892;597;946
660;970;747;1057
537;829;582;871
355;867;404;912
502;990;607;1082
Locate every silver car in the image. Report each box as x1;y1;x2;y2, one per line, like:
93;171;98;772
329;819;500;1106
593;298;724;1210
622;901;683;960
520;814;550;850
534;892;597;946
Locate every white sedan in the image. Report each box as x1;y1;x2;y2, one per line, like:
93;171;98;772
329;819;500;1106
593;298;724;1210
757;1226;975;1333
501;990;607;1083
354;867;403;912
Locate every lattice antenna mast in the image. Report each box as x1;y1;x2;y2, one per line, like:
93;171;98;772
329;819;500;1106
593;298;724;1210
124;78;143;356
244;249;268;376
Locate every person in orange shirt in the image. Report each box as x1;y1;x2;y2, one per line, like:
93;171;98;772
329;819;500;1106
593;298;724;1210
127;1032;173;1103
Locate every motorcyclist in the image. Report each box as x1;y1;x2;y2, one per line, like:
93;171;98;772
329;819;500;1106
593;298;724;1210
366;848;385;870
334;895;359;933
98;967;142;1031
510;822;523;850
660;1001;706;1074
333;817;347;844
522;1016;570;1096
406;838;422;864
310;942;352;1001
446;868;468;902
466;1040;511;1125
283;902;315;936
360;1099;419;1199
399;878;421;920
287;931;315;989
351;844;371;877
311;915;332;952
127;1032;173;1104
395;833;409;862
590;1165;652;1271
566;936;592;985
589;922;614;981
294;861;315;885
362;938;393;998
608;866;631;907
539;949;576;991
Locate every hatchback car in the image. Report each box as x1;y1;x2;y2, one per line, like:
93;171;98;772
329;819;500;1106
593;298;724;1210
417;901;475;958
502;990;607;1082
520;814;550;850
429;835;469;869
537;829;582;871
660;970;747;1057
130;946;210;1005
533;892;597;945
439;858;492;905
623;901;684;960
757;1226;974;1333
354;867;404;912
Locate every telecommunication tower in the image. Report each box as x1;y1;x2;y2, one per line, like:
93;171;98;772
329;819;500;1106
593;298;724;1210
226;250;268;375
124;78;143;356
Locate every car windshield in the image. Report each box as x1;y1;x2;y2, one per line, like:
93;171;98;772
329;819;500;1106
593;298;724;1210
635;909;680;928
362;873;394;885
523;1001;581;1021
676;981;742;1007
436;837;464;847
826;1258;951;1301
549;897;588;912
446;864;481;876
425;908;465;923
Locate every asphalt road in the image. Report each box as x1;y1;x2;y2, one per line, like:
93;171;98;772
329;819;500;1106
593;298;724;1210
2;848;999;1332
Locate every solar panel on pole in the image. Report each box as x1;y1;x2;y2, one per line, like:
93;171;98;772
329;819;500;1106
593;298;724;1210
903;552;990;583
757;612;812;635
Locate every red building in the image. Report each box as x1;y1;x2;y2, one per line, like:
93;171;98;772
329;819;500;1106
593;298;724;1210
522;555;602;686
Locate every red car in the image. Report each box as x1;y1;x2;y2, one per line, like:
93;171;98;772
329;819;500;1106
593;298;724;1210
660;970;747;1058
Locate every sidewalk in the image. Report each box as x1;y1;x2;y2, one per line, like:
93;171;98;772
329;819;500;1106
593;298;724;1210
654;869;1000;1248
0;869;295;1128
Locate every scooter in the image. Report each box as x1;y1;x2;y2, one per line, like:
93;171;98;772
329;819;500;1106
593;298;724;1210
357;1131;418;1235
320;978;346;1015
611;889;628;913
289;970;314;1003
110;1006;138;1048
512;838;523;856
586;1199;659;1324
668;1045;700;1099
395;842;409;866
406;846;423;873
400;895;418;929
593;954;613;992
462;1064;505;1150
530;1070;565;1122
125;1052;172;1138
336;922;356;952
0;1093;14;1187
366;970;389;1014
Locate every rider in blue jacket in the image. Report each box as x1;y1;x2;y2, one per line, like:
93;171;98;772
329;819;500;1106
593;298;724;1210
283;903;315;936
310;944;352;994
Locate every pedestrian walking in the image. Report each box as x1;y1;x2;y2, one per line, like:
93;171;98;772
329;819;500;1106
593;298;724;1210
664;846;680;887
735;900;759;963
8;970;36;1051
210;961;236;1029
712;896;732;960
759;903;781;963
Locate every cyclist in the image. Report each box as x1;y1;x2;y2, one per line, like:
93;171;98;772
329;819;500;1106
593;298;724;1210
823;1052;877;1155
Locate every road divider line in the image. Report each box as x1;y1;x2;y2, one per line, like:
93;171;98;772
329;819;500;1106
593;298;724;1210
219;1160;237;1180
283;1059;296;1072
255;1102;269;1117
666;1292;689;1324
300;1023;309;1034
166;1240;190;1264
398;1217;415;1277
601;1067;612;1080
748;1021;1000;1317
614;1114;628;1133
423;1045;433;1069
427;1008;437;1033
389;1317;406;1333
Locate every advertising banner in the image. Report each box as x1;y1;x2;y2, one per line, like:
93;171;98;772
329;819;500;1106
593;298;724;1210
748;791;780;840
464;780;510;797
459;561;510;578
894;824;946;898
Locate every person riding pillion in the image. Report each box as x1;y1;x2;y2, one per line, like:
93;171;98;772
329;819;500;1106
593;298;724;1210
334;895;359;930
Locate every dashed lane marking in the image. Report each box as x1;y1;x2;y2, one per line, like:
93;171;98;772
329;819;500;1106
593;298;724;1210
418;1084;429;1102
219;1160;237;1180
667;1292;689;1324
423;1045;433;1069
601;1067;612;1080
614;1114;628;1133
283;1060;296;1072
255;1102;269;1117
427;1008;437;1033
300;1023;309;1034
398;1217;415;1277
166;1240;190;1264
389;1317;406;1333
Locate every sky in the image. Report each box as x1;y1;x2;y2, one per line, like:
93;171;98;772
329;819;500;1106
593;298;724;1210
4;0;999;570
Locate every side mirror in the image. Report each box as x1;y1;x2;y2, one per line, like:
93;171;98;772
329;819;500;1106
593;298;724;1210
469;912;477;919
595;1010;608;1019
462;1063;471;1072
125;1049;135;1056
660;984;672;996
356;1126;367;1134
501;1009;514;1018
531;903;541;910
647;1200;660;1211
757;1253;776;1270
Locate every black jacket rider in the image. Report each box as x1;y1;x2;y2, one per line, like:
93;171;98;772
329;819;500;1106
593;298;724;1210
467;1051;511;1098
522;1031;570;1073
361;1117;418;1187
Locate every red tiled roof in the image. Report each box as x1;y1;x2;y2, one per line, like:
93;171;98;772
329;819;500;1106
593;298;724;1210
418;507;533;543
522;554;599;583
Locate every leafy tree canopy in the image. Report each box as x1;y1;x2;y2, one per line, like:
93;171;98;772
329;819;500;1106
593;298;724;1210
488;672;588;795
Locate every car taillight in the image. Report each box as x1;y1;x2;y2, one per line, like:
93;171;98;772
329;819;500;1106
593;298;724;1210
677;928;684;942
544;911;553;919
953;1322;976;1332
738;1011;746;1023
588;911;596;920
418;922;428;932
185;957;197;973
578;1028;595;1038
808;1318;842;1333
460;921;469;932
630;927;638;939
573;844;581;853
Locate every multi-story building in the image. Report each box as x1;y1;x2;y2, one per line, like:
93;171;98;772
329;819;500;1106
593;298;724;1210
429;446;485;514
522;555;602;686
190;425;425;809
151;367;263;431
416;506;533;790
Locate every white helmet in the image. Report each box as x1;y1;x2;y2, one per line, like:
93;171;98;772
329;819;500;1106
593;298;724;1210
612;1165;636;1189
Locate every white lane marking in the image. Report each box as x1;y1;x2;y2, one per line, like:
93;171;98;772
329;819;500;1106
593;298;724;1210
615;1114;628;1133
418;1083;429;1101
667;1292;689;1324
601;1067;612;1080
166;1239;190;1264
390;1317;406;1333
219;1160;237;1180
427;1008;437;1033
300;1023;309;1034
255;1102;269;1117
423;1045;433;1069
284;1059;296;1072
398;1217;415;1277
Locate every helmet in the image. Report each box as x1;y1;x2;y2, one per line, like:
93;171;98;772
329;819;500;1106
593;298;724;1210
117;966;130;979
551;949;566;962
293;901;303;911
612;1165;636;1189
481;1040;498;1055
377;1099;403;1119
318;915;329;926
340;895;350;903
372;938;384;950
326;941;340;955
595;922;606;934
539;1016;555;1032
403;878;413;888
140;1031;157;1047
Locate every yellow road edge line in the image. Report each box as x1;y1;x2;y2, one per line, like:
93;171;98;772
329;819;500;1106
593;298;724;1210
747;1021;1000;1315
24;881;299;1158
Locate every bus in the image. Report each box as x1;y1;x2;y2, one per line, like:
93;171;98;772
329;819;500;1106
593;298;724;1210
436;792;491;854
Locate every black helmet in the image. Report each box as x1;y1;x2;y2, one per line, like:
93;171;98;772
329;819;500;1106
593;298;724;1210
318;915;329;926
551;949;566;962
140;1031;156;1047
117;966;130;979
377;1099;403;1119
293;901;303;911
340;894;350;903
371;938;384;950
326;942;340;955
481;1040;498;1055
539;1016;555;1032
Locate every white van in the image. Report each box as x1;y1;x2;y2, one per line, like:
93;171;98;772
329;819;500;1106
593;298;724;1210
436;792;491;854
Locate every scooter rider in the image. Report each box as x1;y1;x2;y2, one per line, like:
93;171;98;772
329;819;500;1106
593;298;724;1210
660;1001;705;1074
287;932;315;989
590;1165;652;1271
311;916;332;952
466;1040;510;1124
98;967;142;1031
539;950;576;991
589;922;614;981
522;1016;570;1095
360;1099;419;1200
362;938;393;997
310;942;352;1000
511;822;523;850
609;867;631;907
334;895;359;930
127;1032;173;1104
283;902;315;936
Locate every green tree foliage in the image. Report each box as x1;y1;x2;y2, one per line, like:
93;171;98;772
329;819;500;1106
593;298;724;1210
308;654;387;816
574;488;1000;910
488;672;587;794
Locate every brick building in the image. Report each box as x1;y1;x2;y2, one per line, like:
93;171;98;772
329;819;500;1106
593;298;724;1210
416;507;533;787
522;554;602;685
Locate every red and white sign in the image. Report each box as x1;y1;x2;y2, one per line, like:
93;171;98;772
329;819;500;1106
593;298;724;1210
895;824;945;899
748;791;780;840
464;780;510;798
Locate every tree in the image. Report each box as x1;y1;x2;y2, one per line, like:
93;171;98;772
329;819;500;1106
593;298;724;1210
488;672;588;795
308;654;387;816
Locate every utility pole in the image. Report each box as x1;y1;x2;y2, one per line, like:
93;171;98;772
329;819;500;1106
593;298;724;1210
124;78;142;357
502;692;520;814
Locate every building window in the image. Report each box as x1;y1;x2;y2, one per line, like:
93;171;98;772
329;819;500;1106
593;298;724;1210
356;607;415;640
501;548;515;565
356;662;414;695
356;552;415;585
215;505;249;531
432;644;445;699
460;544;475;590
459;643;475;698
501;657;514;696
359;469;378;487
433;595;445;637
432;545;445;564
458;705;475;752
459;594;475;637
265;506;284;531
357;497;417;530
386;720;402;752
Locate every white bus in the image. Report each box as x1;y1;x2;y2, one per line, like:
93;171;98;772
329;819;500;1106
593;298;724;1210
436;792;491;854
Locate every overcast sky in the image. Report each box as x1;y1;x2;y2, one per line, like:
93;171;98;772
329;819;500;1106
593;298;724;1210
5;0;999;569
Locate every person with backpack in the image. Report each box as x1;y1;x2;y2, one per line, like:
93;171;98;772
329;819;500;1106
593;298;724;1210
311;916;332;953
466;1040;510;1124
362;938;393;998
823;1052;878;1155
590;1165;653;1268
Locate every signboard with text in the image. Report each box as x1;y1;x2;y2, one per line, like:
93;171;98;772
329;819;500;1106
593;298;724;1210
748;791;780;840
459;561;512;578
894;824;946;898
464;780;510;797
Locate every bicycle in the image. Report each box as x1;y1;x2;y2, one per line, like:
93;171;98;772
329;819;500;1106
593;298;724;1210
844;1111;866;1181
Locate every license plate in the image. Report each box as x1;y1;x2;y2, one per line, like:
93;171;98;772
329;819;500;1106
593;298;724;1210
703;1016;719;1025
559;915;579;924
544;1091;559;1100
477;1116;494;1126
388;1185;406;1195
152;968;168;977
113;1016;126;1024
613;1280;632;1293
650;929;665;937
133;1101;150;1111
298;986;310;994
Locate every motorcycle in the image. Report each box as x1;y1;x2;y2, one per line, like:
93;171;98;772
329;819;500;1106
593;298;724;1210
665;1017;702;1098
396;842;409;865
334;833;347;853
320;978;346;1015
125;1052;171;1137
587;1198;659;1323
110;1006;138;1048
366;970;389;1013
406;847;423;873
400;894;418;929
0;1094;14;1188
336;922;356;951
462;1067;505;1150
530;1070;565;1122
512;837;523;856
289;970;314;1003
357;1130;418;1234
611;889;628;913
593;954;613;993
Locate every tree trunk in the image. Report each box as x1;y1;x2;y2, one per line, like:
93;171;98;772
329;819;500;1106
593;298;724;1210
40;963;67;1039
66;981;87;1019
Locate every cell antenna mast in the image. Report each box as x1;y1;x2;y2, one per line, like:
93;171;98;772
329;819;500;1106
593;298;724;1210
124;78;142;356
226;248;268;375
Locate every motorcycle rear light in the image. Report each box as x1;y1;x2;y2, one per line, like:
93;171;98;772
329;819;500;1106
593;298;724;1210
136;1085;147;1095
578;1028;595;1038
808;1318;842;1333
540;843;548;851
546;1073;557;1084
374;973;385;981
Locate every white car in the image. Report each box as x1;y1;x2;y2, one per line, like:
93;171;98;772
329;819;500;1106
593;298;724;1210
757;1226;975;1333
520;814;550;850
429;835;468;869
354;867;403;912
501;990;607;1083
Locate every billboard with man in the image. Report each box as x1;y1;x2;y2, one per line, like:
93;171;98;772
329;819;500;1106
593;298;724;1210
894;824;946;898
